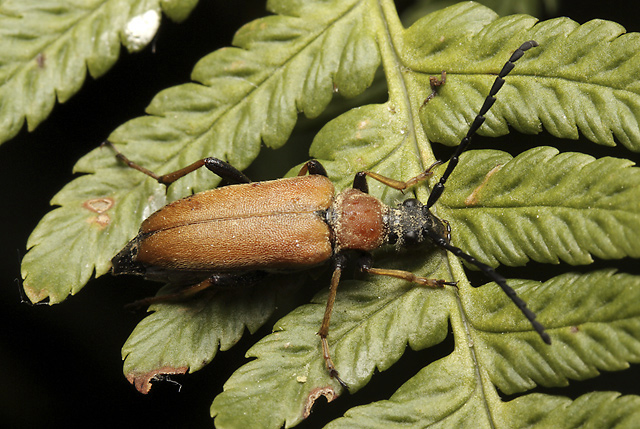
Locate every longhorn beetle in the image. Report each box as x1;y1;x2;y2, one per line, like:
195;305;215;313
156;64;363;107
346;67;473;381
107;40;548;389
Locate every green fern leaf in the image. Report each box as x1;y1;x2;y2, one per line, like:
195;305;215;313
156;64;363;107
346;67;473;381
211;253;455;428
417;6;640;150
327;361;640;428
465;270;640;394
121;276;294;393
21;0;380;303
500;392;640;428
209;264;640;426
439;147;640;266
210;3;640;426
17;1;640;427
0;0;199;146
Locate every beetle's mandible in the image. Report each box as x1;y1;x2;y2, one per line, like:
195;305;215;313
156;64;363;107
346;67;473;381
108;40;548;389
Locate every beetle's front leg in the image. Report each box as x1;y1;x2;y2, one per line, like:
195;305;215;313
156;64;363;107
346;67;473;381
352;161;443;194
297;159;328;177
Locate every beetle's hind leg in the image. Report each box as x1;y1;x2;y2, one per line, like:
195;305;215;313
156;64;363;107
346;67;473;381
127;277;218;308
127;272;266;308
102;140;251;186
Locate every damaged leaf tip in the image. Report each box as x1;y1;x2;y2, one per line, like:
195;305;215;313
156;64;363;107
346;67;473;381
304;386;337;418
126;366;188;394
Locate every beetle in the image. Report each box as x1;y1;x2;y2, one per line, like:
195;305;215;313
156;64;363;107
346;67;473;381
108;40;548;388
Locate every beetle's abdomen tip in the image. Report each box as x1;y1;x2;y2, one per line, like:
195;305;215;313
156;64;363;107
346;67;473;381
111;236;146;276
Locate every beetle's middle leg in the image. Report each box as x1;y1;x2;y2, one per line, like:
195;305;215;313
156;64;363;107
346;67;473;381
102;140;251;186
357;252;456;288
318;253;348;389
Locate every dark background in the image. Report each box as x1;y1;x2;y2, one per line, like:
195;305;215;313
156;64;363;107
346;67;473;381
1;1;638;427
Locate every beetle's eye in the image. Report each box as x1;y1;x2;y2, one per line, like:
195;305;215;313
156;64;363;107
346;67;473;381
402;198;420;208
404;230;420;245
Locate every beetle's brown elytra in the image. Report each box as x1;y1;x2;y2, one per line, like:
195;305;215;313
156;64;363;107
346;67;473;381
108;40;547;390
114;175;335;274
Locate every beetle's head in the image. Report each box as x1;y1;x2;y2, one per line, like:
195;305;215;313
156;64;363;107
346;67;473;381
385;198;451;248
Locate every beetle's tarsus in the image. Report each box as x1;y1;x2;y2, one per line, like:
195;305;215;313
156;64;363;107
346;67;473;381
330;370;349;391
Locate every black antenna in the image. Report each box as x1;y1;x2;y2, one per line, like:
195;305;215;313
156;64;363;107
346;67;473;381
428;230;551;344
426;40;538;209
426;40;550;344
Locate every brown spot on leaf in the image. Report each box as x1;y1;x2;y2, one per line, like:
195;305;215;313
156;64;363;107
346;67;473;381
570;326;580;333
303;386;336;419
464;164;502;206
126;366;188;394
93;213;111;227
422;71;447;106
36;53;46;68
84;198;114;228
83;197;114;213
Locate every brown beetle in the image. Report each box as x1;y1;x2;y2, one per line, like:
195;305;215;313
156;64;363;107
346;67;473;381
109;40;548;388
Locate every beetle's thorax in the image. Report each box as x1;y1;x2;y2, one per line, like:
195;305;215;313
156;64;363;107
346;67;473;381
385;198;451;248
328;188;388;252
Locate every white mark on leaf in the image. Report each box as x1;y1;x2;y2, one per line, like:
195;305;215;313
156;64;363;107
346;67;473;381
124;10;160;52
